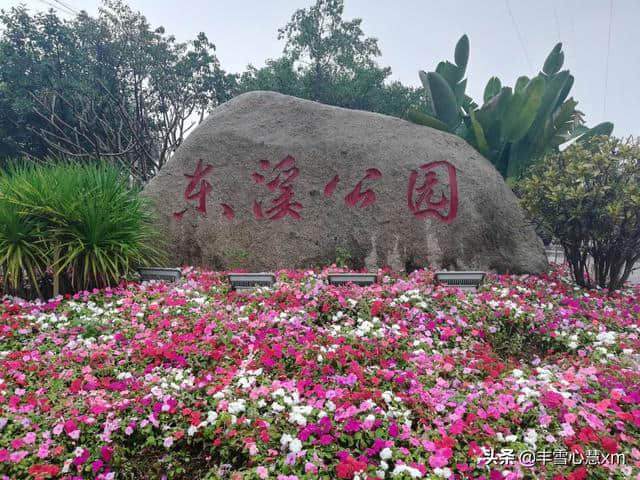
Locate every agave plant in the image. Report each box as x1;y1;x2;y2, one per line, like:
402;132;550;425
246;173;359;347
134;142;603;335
409;36;614;180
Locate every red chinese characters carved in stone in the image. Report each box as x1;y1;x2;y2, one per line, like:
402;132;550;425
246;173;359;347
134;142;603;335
343;168;382;208
323;175;340;198
251;155;303;220
407;161;458;223
174;159;214;215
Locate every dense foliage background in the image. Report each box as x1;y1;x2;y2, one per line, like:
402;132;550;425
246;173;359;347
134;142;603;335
1;0;612;184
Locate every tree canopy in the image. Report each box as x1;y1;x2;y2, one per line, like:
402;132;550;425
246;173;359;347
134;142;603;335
0;0;618;183
0;1;233;180
235;0;425;119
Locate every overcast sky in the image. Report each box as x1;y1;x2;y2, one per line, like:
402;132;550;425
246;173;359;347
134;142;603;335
6;0;639;137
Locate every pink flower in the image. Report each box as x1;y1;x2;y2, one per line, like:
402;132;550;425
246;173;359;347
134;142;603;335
91;459;104;473
0;449;9;462
429;448;452;468
163;436;174;448
449;420;465;435
73;448;90;466
101;446;113;462
256;466;269;479
10;450;29;463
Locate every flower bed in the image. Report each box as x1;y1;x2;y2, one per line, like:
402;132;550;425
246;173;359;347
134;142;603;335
0;267;639;479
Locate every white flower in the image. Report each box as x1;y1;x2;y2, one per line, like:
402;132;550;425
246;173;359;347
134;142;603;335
511;369;523;378
289;413;307;426
293;405;313;416
392;464;422;478
207;411;218;423
596;331;616;345
434;467;452;478
280;433;293;447
380;447;392;460
187;425;197;436
289;438;302;453
228;399;246;414
524;428;538;447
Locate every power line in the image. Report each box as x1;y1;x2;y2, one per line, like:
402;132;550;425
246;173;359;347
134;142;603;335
52;0;79;15
37;0;76;16
505;0;533;72
603;0;614;117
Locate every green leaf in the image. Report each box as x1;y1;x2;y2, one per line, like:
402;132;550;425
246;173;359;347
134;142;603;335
556;73;574;107
549;98;579;146
418;70;435;116
454;34;469;73
503;76;545;142
426;71;461;130
543;43;564;76
469;109;490;157
454;78;467;107
576;122;614;142
514;76;530;93
407;109;450;132
435;60;463;87
483;77;502;103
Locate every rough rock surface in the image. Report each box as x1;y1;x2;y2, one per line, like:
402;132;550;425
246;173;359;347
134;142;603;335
144;91;548;273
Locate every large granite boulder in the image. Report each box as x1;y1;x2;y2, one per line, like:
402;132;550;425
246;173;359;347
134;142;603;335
144;91;548;273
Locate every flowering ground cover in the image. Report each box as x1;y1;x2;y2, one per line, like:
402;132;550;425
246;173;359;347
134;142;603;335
1;267;639;480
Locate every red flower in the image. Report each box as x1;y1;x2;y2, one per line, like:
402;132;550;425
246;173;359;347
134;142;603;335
29;464;60;477
601;436;618;454
568;467;587;480
336;456;367;479
577;427;598;443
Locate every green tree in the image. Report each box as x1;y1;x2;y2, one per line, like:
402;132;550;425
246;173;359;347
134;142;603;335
236;0;424;119
277;0;381;101
520;136;640;290
0;1;234;180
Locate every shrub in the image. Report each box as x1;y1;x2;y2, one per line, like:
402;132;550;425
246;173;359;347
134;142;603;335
0;197;48;298
520;136;640;290
0;161;166;297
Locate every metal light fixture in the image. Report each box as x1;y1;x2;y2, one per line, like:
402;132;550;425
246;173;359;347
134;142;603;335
327;273;377;287
434;271;485;291
137;267;182;282
228;272;276;291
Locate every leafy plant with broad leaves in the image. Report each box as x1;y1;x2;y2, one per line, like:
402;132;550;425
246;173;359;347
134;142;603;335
408;36;614;180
